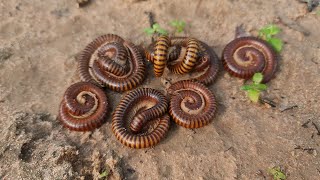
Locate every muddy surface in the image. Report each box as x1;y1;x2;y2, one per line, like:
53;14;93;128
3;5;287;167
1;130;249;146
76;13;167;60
0;0;319;179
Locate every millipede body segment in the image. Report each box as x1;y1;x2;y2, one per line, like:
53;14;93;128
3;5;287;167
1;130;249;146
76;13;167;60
222;36;278;83
58;82;108;131
168;80;217;129
78;34;146;92
112;88;170;148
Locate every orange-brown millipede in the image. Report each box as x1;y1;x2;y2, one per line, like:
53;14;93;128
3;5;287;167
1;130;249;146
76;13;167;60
78;34;146;92
112;88;170;148
58;82;108;131
167;80;217;129
167;38;200;74
170;37;220;85
222;36;278;83
153;36;171;77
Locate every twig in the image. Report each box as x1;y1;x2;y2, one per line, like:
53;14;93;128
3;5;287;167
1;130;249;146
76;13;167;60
301;119;311;128
312;121;320;135
280;105;298;112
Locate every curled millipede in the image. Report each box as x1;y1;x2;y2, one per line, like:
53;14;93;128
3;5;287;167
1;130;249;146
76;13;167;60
58;82;108;131
167;38;200;74
112;88;170;148
170;37;220;85
78;34;146;92
152;36;170;77
222;36;278;83
167;80;217;129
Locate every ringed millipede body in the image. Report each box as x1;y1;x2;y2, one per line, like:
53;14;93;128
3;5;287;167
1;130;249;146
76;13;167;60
167;80;217;129
222;36;278;83
144;36;220;85
112;88;170;148
167;38;200;74
58;82;108;131
78;34;146;92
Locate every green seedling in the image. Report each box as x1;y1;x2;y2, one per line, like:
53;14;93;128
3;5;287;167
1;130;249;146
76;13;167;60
99;168;110;179
258;24;283;52
268;167;286;180
170;20;186;33
144;23;168;36
241;73;267;103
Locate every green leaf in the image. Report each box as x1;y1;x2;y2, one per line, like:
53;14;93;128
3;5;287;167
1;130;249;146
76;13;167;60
252;84;267;91
144;28;155;35
268;37;283;52
99;170;109;178
259;24;281;36
152;23;161;30
241;85;253;91
268;167;286;180
156;28;168;35
170;20;186;33
247;89;260;103
170;20;179;26
253;73;263;84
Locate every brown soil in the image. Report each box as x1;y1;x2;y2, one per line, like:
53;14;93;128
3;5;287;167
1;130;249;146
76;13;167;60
0;0;319;179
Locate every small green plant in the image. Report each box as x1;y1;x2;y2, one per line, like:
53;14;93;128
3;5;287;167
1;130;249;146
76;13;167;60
241;73;267;103
268;167;286;180
99;168;110;179
144;23;168;36
258;24;283;52
170;20;186;33
317;10;320;15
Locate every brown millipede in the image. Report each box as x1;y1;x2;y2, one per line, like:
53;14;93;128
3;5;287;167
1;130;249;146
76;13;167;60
167;38;200;74
152;36;171;77
222;36;278;83
167;80;217;129
58;82;108;131
112;88;170;148
171;37;220;85
78;34;146;92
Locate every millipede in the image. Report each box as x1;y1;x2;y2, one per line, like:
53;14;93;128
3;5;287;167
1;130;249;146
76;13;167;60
170;37;220;85
152;36;171;77
167;38;200;74
58;82;108;131
222;36;278;83
167;80;217;129
112;88;170;148
78;34;146;92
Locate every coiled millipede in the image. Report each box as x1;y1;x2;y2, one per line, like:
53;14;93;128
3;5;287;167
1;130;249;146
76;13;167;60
171;37;220;85
145;36;220;85
78;34;146;92
167;80;217;129
222;36;278;83
112;88;170;148
58;82;108;131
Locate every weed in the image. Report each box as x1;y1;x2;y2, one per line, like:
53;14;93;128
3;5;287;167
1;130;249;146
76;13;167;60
170;20;186;33
268;167;286;180
144;23;168;36
241;73;267;103
258;24;283;52
99;168;110;179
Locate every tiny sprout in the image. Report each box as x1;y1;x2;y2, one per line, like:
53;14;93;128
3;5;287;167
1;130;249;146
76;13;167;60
241;73;267;103
144;23;168;36
258;24;283;52
170;20;186;33
268;167;286;180
99;169;110;178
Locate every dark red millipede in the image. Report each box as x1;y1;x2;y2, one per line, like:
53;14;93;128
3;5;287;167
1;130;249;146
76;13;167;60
167;80;217;129
58;82;108;131
222;36;278;83
171;37;220;85
112;88;170;149
78;34;146;92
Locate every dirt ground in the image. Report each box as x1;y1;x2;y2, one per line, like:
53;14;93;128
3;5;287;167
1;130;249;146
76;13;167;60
0;0;319;179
